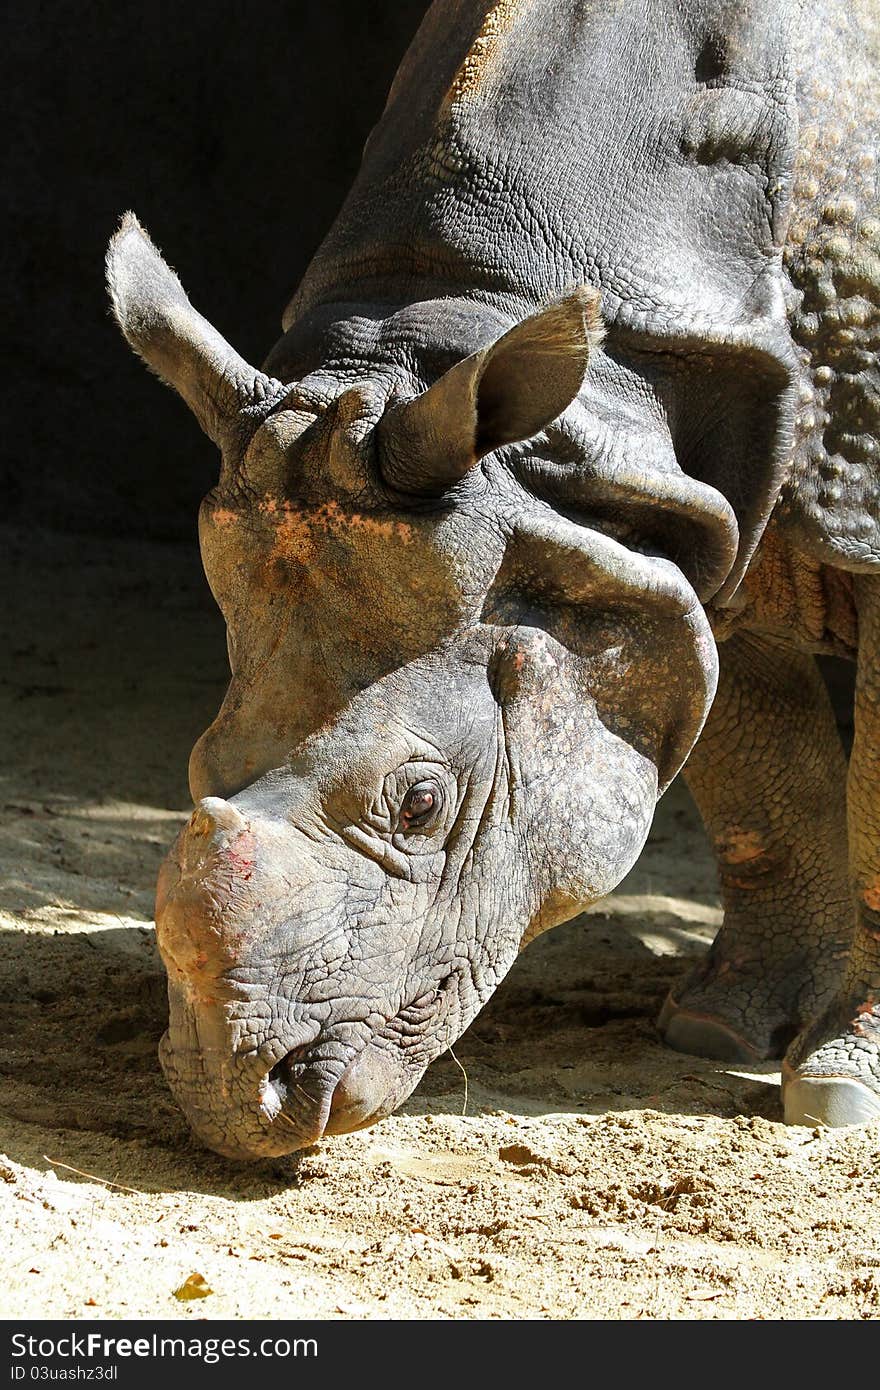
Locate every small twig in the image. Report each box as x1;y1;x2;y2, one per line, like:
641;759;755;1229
447;1045;469;1117
43;1156;142;1195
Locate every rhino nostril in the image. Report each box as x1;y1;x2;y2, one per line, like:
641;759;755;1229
268;1044;315;1102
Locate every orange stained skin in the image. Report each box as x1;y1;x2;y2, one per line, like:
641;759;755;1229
267;504;318;568
862;879;880;913
717;828;768;865
259;499;419;579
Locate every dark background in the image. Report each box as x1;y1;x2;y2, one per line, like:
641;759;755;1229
5;0;427;540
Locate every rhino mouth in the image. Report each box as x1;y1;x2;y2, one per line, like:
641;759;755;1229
268;970;462;1137
163;969;464;1159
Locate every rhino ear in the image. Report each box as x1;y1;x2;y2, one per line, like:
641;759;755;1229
487;510;716;791
106;212;282;448
378;287;603;495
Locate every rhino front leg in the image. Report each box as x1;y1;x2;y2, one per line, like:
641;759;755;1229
659;631;852;1062
784;574;880;1125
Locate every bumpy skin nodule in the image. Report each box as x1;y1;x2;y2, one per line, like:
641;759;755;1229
107;0;880;1154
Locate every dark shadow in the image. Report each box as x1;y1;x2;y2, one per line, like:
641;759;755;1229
0;527;229;816
818;654;856;754
6;2;428;542
403;909;783;1127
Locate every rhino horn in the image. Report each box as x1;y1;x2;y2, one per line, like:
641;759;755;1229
378;287;603;495
106;212;283;450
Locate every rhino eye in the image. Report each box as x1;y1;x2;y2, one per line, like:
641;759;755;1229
399;780;443;832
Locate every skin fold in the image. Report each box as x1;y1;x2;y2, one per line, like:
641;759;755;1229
108;0;879;1156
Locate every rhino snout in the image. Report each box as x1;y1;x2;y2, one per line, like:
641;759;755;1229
159;1025;335;1159
160;999;443;1159
154;799;463;1158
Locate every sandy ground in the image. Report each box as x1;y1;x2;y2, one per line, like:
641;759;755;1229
1;527;878;1321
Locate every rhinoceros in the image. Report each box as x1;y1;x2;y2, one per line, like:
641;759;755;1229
106;0;879;1158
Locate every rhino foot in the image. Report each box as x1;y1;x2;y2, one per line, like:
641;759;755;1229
657;992;768;1063
657;958;808;1063
781;995;880;1128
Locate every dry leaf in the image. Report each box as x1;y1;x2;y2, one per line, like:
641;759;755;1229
173;1272;213;1301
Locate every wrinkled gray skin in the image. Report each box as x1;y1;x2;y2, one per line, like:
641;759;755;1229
108;0;880;1158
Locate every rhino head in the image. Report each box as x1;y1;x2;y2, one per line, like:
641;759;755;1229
107;215;721;1159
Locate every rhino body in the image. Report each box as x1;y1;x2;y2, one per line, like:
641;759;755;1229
108;0;880;1158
